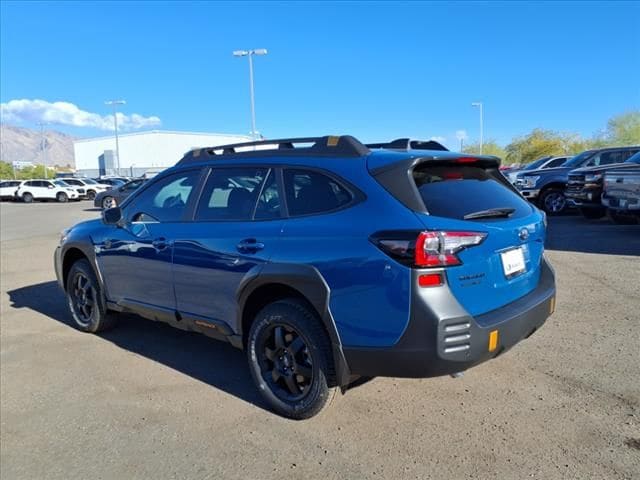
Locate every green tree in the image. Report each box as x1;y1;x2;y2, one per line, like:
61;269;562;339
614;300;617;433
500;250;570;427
462;140;507;159
0;161;15;179
599;110;640;146
505;129;573;165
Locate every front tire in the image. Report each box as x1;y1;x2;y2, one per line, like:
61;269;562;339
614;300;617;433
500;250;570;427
66;259;117;333
247;299;337;419
539;188;567;215
607;209;639;225
102;196;116;209
56;192;69;203
22;192;34;203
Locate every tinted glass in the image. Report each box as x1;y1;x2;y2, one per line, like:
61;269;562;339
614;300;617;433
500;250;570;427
524;157;551;170
255;170;281;220
83;179;98;185
413;165;532;220
54;180;70;187
547;157;566;168
284;169;352;216
65;179;81;186
122;179;144;191
127;170;200;223
625;152;640;164
24;181;35;187
563;151;595;168
195;167;267;221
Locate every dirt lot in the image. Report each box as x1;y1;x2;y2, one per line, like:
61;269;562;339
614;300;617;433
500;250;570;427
1;201;639;479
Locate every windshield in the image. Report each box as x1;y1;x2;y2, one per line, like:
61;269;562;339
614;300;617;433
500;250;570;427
562;150;595;168
83;178;98;184
523;157;551;171
625;151;640;164
54;180;70;187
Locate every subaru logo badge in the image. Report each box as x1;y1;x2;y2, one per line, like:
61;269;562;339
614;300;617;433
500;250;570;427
519;228;529;241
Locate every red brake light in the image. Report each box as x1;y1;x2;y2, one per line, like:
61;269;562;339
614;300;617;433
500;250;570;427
456;157;478;164
415;231;487;267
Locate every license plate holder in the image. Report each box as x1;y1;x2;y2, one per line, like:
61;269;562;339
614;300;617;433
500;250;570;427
501;247;526;278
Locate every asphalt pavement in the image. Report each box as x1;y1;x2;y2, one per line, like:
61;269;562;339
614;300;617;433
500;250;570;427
1;201;639;479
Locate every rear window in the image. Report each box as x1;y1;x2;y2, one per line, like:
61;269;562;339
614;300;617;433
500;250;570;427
413;166;532;220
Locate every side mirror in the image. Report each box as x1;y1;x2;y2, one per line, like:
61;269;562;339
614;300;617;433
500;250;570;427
102;207;123;225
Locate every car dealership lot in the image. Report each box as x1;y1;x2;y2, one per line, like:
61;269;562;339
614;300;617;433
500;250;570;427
1;202;639;479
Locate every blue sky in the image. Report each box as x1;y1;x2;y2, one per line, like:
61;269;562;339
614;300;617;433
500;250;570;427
1;1;639;148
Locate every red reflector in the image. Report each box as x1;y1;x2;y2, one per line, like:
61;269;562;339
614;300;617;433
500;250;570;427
456;157;478;164
418;273;443;287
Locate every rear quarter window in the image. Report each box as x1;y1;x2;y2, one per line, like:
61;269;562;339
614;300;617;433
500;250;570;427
413;165;532;220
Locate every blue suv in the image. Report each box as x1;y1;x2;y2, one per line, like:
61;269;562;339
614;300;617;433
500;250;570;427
55;136;556;419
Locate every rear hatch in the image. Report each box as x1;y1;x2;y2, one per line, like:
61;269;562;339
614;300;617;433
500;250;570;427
372;155;546;317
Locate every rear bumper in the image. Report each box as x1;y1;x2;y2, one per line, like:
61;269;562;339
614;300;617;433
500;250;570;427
343;258;555;378
602;194;640;211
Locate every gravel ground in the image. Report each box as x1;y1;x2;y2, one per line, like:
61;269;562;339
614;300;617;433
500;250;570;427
1;201;639;479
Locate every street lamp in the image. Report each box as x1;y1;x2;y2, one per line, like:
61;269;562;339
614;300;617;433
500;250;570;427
105;99;126;175
471;102;483;154
233;48;268;139
37;122;49;179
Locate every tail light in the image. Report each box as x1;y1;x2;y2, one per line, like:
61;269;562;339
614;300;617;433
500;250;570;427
416;231;486;266
370;230;487;268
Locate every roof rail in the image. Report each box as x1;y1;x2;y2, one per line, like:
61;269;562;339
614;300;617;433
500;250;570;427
366;138;449;152
177;135;370;164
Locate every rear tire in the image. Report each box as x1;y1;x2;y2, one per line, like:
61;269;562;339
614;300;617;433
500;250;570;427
607;209;639;225
579;207;605;219
22;192;33;203
56;192;69;203
87;190;96;200
539;188;567;215
247;299;337;419
66;259;118;333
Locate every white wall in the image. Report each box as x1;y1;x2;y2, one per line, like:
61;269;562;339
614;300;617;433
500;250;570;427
73;131;251;173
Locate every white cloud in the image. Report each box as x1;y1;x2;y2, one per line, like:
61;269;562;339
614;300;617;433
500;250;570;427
0;98;161;131
455;130;468;141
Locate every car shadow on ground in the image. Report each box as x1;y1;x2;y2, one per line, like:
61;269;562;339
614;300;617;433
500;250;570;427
546;215;640;256
6;281;271;412
83;208;102;212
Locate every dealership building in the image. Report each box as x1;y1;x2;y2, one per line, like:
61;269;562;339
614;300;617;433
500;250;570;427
73;130;251;177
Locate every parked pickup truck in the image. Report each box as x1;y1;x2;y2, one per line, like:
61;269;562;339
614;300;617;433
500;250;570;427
566;152;640;219
515;146;640;214
601;157;640;224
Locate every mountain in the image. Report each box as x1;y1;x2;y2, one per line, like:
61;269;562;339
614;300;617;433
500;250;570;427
0;124;78;168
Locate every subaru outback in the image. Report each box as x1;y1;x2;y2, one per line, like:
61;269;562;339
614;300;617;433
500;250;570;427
55;136;556;419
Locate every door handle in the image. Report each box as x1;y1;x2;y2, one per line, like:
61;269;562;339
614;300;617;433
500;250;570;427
237;238;265;253
152;237;170;251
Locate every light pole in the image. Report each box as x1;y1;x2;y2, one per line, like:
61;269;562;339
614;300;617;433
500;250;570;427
233;49;268;139
105;100;126;175
37;122;49;179
471;102;484;154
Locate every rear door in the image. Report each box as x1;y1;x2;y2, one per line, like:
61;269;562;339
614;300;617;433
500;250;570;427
172;166;284;328
411;163;545;316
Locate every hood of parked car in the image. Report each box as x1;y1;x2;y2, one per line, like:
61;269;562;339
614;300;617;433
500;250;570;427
518;166;572;177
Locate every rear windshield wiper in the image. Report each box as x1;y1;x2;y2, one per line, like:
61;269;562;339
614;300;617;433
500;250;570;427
463;207;516;220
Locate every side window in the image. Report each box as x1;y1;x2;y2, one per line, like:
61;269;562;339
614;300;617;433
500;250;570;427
599;151;628;166
584;153;601;167
195;167;267;221
255;170;281;220
283;169;353;216
24;181;34;187
126;170;201;223
548;158;566;167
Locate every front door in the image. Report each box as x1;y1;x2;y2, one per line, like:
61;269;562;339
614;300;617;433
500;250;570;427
95;169;203;314
172;167;284;329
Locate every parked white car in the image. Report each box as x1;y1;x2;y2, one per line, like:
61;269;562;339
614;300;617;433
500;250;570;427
15;179;80;203
61;178;111;200
0;180;22;200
